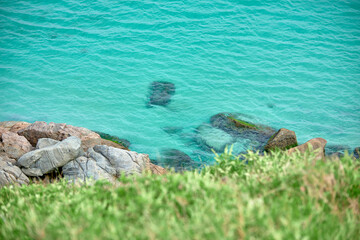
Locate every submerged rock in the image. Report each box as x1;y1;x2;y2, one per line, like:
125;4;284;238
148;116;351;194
232;138;260;155
325;144;352;158
209;112;276;152
264;128;297;152
18;121;100;146
0;160;29;187
18;136;82;176
288;138;327;161
196;124;234;152
147;81;175;107
162;126;183;135
63;145;160;183
161;149;201;171
211;113;275;135
210;113;258;133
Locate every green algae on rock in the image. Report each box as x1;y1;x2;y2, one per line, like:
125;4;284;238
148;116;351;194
94;131;130;148
226;115;258;130
210;112;274;135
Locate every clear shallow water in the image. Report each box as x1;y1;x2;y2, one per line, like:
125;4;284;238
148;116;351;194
1;0;360;164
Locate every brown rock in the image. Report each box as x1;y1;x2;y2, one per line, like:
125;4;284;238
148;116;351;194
18;121;100;146
0;130;33;159
81;138;129;152
264;128;297;151
0;127;7;137
0;121;30;133
288;138;327;161
10;122;31;133
149;163;167;175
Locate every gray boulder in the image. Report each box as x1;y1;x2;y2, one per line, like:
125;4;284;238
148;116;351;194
93;145;150;175
18;136;82;176
36;138;59;149
62;156;116;184
63;145;152;183
0;159;29;187
264;128;298;152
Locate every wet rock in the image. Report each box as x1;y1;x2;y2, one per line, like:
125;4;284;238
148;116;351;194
232;138;260;155
18;136;82;176
196;124;234;152
94;131;130;148
63;145;155;183
18;121;100;146
161;149;200;171
354;147;359;159
0;159;29;187
210;113;258;133
147;81;175;107
0;129;33;159
36;138;59;149
288;138;327;161
264;128;298;152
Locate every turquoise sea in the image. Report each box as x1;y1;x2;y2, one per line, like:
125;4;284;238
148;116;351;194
1;0;359;165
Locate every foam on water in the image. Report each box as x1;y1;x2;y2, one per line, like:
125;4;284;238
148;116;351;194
1;0;360;164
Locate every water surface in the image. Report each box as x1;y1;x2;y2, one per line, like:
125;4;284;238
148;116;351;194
1;0;359;164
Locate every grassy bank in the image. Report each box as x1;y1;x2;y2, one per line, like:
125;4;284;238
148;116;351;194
1;149;359;239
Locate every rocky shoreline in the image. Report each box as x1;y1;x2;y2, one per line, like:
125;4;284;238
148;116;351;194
0;121;166;187
0;119;359;188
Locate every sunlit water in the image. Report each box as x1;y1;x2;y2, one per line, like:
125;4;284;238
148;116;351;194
1;0;359;166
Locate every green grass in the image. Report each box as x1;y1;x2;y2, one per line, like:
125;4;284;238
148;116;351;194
1;149;359;240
